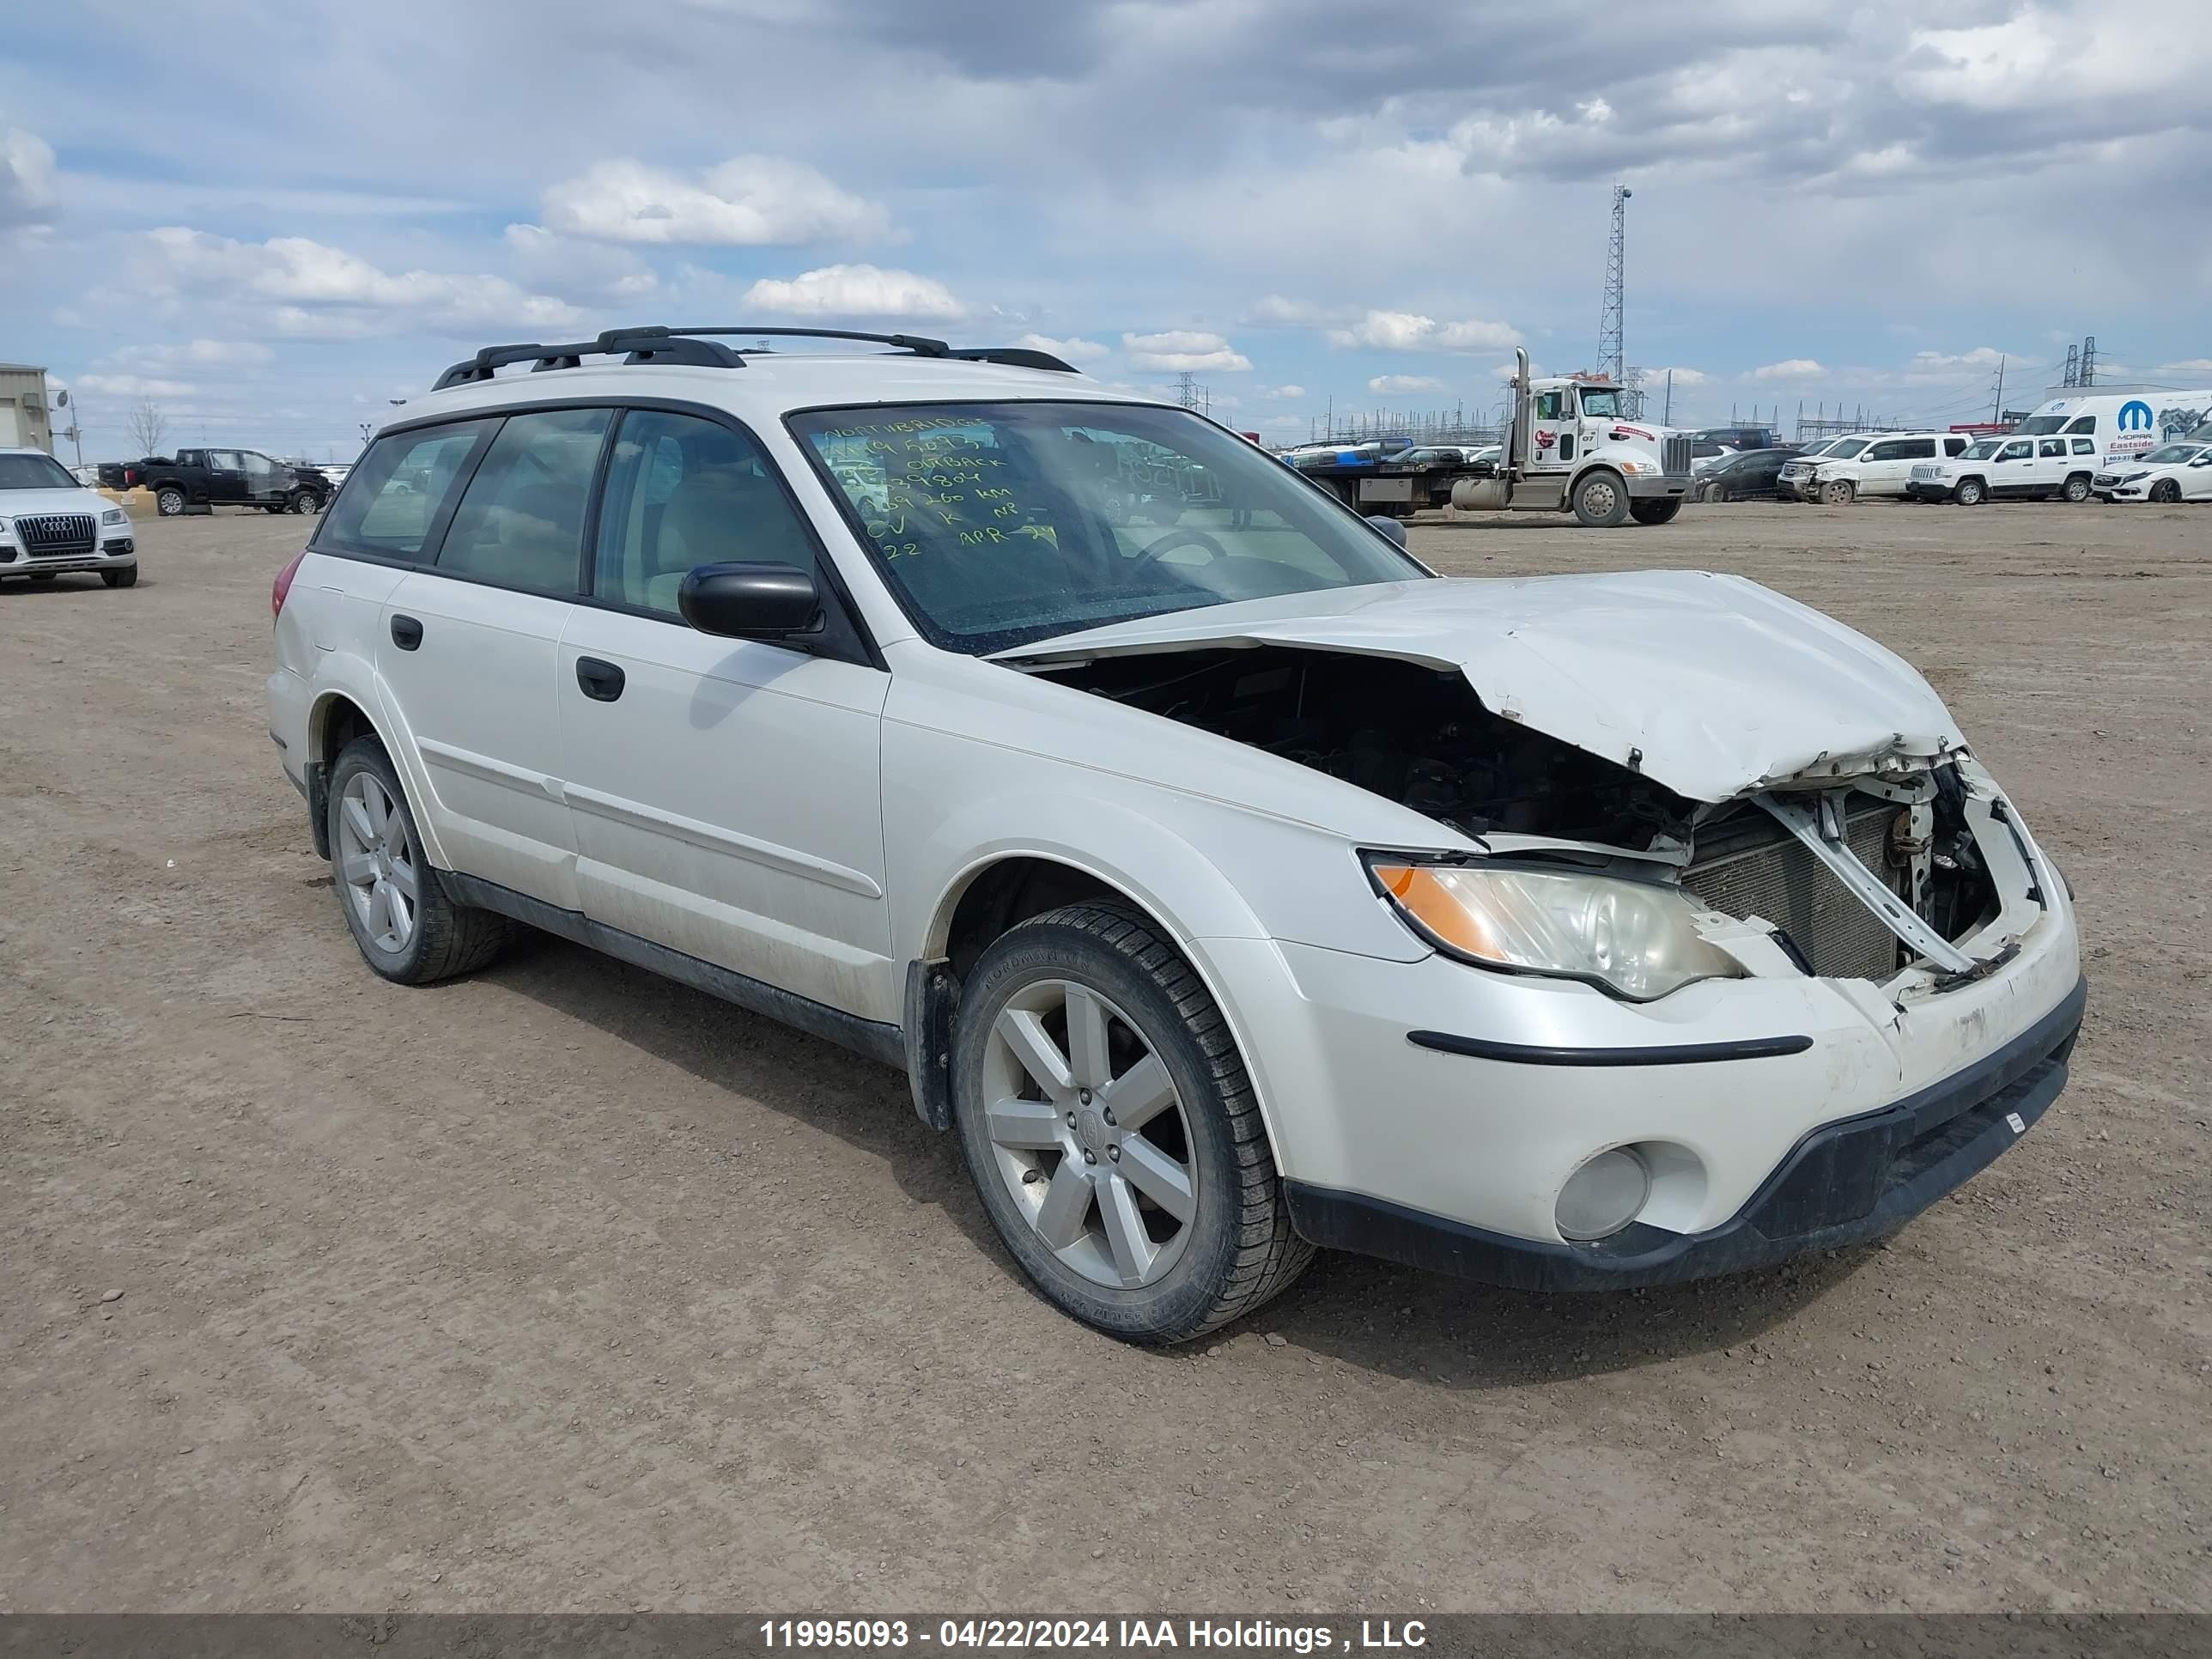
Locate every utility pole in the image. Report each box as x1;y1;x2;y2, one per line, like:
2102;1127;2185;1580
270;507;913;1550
1662;369;1673;425
1597;185;1630;388
1990;354;2006;423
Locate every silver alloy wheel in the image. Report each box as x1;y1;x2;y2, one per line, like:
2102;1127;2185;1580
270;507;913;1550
337;769;420;954
981;977;1198;1290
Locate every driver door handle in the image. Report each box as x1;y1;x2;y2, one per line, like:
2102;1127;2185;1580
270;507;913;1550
575;656;626;702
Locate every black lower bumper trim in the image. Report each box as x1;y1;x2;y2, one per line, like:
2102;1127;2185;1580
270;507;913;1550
1408;1030;1814;1066
1290;974;2087;1291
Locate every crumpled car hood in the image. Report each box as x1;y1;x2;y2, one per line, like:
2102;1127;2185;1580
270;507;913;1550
995;571;1966;805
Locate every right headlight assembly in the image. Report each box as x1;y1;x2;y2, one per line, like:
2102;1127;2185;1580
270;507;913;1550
1366;857;1746;1002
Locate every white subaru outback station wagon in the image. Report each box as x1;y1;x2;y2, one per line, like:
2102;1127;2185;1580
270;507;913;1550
267;326;2086;1343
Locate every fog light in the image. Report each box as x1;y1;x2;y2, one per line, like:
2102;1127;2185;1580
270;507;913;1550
1556;1147;1651;1242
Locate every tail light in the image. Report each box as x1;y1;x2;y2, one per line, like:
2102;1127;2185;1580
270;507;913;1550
124;466;138;486
271;549;307;622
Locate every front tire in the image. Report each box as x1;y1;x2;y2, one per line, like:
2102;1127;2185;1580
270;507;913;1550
1628;499;1681;525
102;568;137;588
951;902;1313;1344
155;487;186;517
1571;469;1631;527
1821;478;1856;506
1955;477;1986;506
326;737;510;985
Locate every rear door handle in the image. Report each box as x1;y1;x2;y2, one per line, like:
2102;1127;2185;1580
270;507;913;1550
574;656;626;702
389;614;422;651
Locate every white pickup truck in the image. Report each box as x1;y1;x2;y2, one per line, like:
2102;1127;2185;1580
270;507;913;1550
1905;434;2101;505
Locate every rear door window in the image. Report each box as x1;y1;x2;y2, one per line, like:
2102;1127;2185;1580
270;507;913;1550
2071;438;2096;455
316;421;495;562
1944;437;1968;456
436;408;612;596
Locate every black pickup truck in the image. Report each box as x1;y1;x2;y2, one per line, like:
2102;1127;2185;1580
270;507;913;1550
125;448;330;517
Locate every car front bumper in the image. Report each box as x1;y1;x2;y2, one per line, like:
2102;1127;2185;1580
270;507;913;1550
1905;482;1954;501
0;540;137;574
1208;786;2083;1290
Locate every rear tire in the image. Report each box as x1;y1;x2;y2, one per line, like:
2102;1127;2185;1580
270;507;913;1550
1571;470;1631;527
2062;475;2092;503
951;902;1314;1344
1628;499;1681;525
102;568;137;588
326;736;511;985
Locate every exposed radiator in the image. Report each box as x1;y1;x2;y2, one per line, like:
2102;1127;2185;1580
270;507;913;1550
1685;802;1903;981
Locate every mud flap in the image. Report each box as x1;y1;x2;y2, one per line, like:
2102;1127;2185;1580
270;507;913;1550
903;957;958;1129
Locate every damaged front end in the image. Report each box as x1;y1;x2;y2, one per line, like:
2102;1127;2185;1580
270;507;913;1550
1026;641;2031;998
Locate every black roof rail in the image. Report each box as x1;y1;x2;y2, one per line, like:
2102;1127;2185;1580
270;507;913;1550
430;331;744;391
432;325;1080;392
947;345;1079;374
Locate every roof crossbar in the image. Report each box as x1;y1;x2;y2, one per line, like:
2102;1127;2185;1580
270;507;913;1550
431;332;742;391
608;327;1077;373
431;325;1079;391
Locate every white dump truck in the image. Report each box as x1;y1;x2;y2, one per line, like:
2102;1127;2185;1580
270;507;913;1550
1449;349;1693;526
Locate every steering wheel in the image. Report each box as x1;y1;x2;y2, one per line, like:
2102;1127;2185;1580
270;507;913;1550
1127;526;1228;570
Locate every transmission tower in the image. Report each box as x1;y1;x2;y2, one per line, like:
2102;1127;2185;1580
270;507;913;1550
1175;371;1200;410
1597;185;1631;388
2061;345;2079;388
2079;336;2097;388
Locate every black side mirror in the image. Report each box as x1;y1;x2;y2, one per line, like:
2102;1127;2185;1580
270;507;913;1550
1364;514;1408;548
678;562;821;639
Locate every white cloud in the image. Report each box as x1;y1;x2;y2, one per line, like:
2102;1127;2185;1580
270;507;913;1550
740;263;966;319
76;374;195;399
1904;346;2009;375
145;228;583;333
503;223;658;302
1326;309;1520;352
110;339;274;372
1752;358;1825;380
541;155;890;246
1644;365;1709;387
1016;331;1109;362
2152;359;2212;377
1121;330;1252;372
1367;374;1446;395
1245;295;1332;325
1265;384;1305;398
1;126;58;228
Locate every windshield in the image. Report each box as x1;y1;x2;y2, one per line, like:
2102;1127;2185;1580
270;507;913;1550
1826;438;1869;459
2015;415;2069;434
2140;444;2204;465
1577;388;1620;419
0;453;78;490
1792;439;1837;459
791;402;1429;653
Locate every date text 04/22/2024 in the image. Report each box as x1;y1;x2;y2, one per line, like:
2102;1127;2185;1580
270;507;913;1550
757;1619;1431;1651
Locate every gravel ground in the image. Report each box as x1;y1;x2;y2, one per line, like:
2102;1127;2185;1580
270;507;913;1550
2;500;2205;1613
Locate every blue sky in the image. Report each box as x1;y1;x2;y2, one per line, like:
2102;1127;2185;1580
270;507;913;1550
3;0;2209;460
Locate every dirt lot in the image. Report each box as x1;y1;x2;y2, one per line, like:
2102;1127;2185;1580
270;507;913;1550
3;501;2206;1614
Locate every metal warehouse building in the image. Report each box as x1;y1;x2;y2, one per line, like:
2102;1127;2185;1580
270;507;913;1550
0;364;57;453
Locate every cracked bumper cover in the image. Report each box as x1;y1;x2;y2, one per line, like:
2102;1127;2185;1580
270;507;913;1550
1286;973;2087;1291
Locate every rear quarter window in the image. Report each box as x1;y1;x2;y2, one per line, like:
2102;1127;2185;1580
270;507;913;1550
315;420;495;562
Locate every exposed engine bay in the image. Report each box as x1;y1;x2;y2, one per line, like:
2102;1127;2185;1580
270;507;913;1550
1038;642;2005;974
1034;644;1701;848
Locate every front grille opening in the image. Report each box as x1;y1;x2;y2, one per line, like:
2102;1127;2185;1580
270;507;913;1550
1684;796;1904;981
